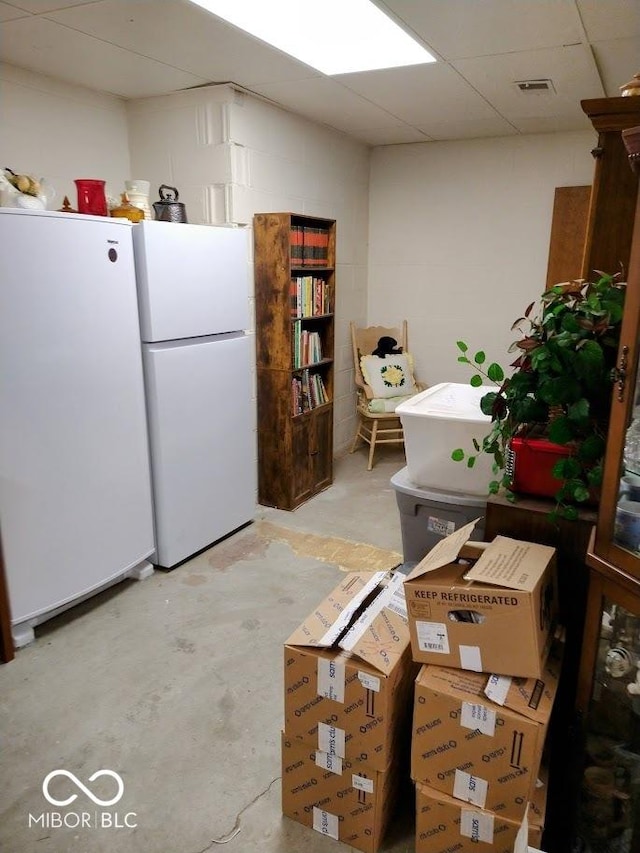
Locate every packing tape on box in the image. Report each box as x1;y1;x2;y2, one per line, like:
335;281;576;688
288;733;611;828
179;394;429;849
454;770;488;808
318;571;387;646
317;657;346;702
315;750;343;775
461;809;494;843
485;673;512;706
313;807;339;840
317;722;346;758
339;572;406;652
460;701;496;736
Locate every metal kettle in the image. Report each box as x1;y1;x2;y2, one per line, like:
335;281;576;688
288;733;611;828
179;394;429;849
153;184;188;223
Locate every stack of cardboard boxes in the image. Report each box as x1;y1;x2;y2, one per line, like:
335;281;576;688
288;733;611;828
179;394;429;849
280;520;561;852
281;570;418;852
403;520;561;853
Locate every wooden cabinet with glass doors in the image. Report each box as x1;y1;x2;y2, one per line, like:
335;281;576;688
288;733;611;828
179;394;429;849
572;132;640;852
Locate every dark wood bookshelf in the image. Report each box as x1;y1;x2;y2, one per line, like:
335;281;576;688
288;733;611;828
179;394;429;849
254;212;336;510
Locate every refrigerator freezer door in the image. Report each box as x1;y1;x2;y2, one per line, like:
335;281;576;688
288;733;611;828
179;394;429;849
143;333;256;568
133;221;250;342
0;210;155;624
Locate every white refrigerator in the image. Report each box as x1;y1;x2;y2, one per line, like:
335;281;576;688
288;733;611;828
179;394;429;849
0;209;155;647
132;220;255;569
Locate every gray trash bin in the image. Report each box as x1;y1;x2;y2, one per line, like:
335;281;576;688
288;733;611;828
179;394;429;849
391;466;487;564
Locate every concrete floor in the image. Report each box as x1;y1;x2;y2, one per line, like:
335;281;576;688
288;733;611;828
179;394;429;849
0;446;416;853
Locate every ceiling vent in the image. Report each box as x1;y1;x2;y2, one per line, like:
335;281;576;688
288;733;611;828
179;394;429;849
515;79;556;94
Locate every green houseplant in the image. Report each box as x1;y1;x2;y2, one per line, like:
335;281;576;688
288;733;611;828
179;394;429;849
451;273;626;519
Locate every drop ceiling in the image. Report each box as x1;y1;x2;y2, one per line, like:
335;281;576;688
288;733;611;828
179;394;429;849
1;0;639;145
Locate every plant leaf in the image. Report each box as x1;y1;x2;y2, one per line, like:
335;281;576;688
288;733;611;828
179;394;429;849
568;398;590;421
451;449;465;462
560;505;579;520
456;341;469;353
552;457;580;479
470;374;483;387
547;416;574;444
487;363;505;382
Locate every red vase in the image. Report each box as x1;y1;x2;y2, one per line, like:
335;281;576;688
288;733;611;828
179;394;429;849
74;179;107;216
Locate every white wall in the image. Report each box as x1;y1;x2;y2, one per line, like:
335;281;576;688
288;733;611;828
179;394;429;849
127;85;371;454
368;132;596;390
0;63;131;208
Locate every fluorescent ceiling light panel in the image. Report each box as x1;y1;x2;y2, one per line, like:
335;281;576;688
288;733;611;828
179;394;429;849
189;0;436;75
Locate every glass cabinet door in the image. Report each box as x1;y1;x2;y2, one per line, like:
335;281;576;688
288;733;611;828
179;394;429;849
574;574;640;852
613;363;640;556
594;189;640;582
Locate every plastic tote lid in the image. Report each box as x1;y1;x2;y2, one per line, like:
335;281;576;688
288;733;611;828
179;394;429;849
395;382;493;423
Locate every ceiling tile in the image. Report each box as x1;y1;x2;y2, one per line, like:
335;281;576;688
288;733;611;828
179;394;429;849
4;0;96;10
0;0;634;147
577;0;640;41
453;44;605;122
45;0;323;87
592;38;640;97
0;1;30;20
380;0;582;60
417;116;519;141
336;62;504;126
0;17;208;97
509;115;593;134
353;126;433;146
249;77;404;133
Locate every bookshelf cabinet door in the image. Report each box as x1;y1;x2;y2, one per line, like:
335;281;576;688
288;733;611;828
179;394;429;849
311;406;333;493
291;416;312;506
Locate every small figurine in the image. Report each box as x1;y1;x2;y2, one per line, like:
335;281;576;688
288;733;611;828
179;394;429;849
372;336;403;358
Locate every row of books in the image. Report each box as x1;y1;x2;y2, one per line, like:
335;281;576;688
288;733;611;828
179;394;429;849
289;225;330;267
289;276;331;318
292;323;323;368
291;370;329;415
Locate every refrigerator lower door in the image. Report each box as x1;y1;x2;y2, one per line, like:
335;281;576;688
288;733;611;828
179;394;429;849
143;333;256;568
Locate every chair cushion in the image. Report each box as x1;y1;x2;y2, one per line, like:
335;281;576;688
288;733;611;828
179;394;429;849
360;353;417;399
367;394;415;413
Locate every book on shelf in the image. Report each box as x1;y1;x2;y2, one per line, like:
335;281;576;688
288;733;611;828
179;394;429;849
290;276;331;318
299;226;330;267
291;370;329;414
292;324;323;368
291;376;302;416
289;225;304;265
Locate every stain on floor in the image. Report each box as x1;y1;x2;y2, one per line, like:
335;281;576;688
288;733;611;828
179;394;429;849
253;521;402;572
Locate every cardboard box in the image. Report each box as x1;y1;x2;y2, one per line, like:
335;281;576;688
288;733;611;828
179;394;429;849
281;732;400;853
415;782;529;853
404;521;557;678
284;570;416;771
411;647;561;821
527;765;549;849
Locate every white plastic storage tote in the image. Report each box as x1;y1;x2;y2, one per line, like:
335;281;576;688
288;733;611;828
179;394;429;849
395;382;494;495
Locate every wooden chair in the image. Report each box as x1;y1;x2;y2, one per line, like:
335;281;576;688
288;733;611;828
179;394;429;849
349;321;425;470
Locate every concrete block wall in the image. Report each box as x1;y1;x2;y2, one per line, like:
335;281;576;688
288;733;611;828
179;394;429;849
1;63;131;208
367;131;596;389
127;84;371;456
